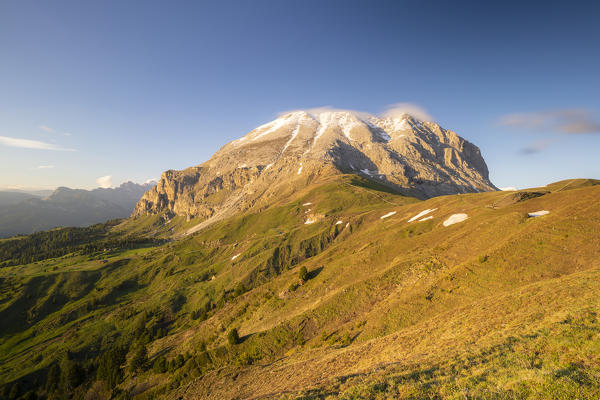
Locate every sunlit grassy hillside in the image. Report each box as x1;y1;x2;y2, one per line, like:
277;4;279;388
0;177;599;399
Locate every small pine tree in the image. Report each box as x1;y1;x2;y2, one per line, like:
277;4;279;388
9;382;21;400
298;266;308;281
129;345;148;372
152;356;168;373
227;328;240;345
233;282;246;297
22;391;37;400
96;345;126;389
60;358;85;391
0;385;9;399
45;363;61;392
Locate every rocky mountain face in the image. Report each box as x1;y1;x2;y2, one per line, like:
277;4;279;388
0;181;156;237
133;111;496;226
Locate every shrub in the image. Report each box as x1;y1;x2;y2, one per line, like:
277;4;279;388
479;255;489;263
298;266;308;281
341;332;351;347
168;354;185;372
152;356;167;373
233;283;246;297
228;328;240;345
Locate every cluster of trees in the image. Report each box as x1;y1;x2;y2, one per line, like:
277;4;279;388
0;343;152;399
0;221;161;267
0;307;180;398
190;300;215;321
0;353;89;400
95;346;126;388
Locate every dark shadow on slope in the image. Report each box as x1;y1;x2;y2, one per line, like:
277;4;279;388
307;266;324;280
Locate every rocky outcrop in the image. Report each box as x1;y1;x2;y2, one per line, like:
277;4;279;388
133;111;496;224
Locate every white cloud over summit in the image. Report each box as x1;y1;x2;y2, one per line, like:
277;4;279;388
281;102;435;122
96;175;113;188
381;103;435;122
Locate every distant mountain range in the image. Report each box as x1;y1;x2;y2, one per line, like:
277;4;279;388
0;181;155;237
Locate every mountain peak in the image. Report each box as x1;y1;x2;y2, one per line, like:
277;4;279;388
133;111;496;229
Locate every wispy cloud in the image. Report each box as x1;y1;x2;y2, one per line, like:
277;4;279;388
40;125;73;136
499;109;600;134
381;103;434;122
0;136;75;151
280;106;373;120
96;175;113;188
37;165;55;169
520;138;558;155
280;102;435;122
499;108;600;155
39;125;56;133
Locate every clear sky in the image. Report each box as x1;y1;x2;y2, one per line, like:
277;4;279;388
1;0;599;190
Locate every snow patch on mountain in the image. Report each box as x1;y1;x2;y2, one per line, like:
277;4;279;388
528;210;550;217
443;213;468;226
380;211;397;219
408;208;437;222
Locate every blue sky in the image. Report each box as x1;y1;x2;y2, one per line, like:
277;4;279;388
1;0;599;190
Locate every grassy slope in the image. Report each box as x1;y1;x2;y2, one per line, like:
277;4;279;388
0;177;599;399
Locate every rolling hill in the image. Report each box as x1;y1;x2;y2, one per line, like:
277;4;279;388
0;176;599;399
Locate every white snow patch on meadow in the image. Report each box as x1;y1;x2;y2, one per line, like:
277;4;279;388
305;218;316;225
297;163;303;174
528;210;550;217
443;213;468;227
418;216;433;221
336;220;343;225
302;202;312;206
408;208;437;222
380;211;397;219
231;254;241;261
